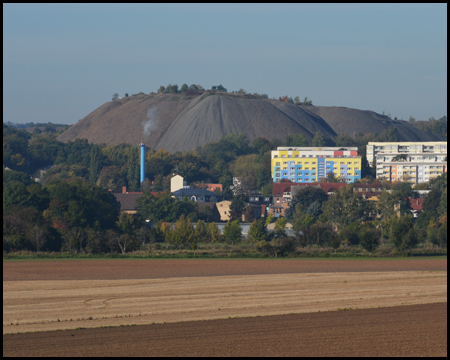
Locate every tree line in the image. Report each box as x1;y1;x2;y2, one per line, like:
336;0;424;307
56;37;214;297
3;122;447;256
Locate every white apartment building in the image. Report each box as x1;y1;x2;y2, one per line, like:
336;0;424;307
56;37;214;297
369;142;447;184
366;141;447;166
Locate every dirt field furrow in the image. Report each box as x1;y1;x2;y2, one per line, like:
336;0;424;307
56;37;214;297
3;271;446;334
3;258;447;281
3;303;447;357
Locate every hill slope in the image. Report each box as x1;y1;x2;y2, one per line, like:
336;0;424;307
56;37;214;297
58;93;442;152
304;106;442;141
57;93;336;153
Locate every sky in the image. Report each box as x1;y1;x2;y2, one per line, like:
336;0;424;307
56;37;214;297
3;4;447;125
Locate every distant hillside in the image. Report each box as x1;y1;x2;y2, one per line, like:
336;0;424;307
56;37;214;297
304;106;443;141
58;92;442;152
57;92;336;153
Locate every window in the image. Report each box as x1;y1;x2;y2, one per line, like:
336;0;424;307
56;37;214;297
275;173;280;177
274;155;278;158
276;162;280;166
305;162;309;164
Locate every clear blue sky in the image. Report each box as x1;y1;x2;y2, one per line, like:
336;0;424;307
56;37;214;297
3;4;447;125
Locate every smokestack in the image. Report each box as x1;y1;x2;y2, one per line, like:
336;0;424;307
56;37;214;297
140;143;145;184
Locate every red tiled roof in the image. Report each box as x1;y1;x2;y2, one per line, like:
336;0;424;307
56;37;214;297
409;197;424;211
272;182;314;196
113;191;164;212
319;183;347;193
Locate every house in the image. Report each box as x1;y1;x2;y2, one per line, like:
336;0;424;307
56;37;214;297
272;181;303;205
197;202;221;222
246;195;272;220
409;197;424;218
112;193;142;214
171;174;186;192
268;202;290;218
216;200;232;221
172;188;220;203
204;183;222;192
289;182;347;198
112;186;160;214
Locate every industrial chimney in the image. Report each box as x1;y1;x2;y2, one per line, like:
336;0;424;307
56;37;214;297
140;143;145;184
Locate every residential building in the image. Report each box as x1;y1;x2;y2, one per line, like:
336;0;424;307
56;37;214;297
272;182;299;205
170;174;186;192
366;141;447;167
197;202;221;222
409;197;424;218
204;183;222;192
290;183;347;198
352;184;385;200
172;188;220;203
246;196;272;220
112;186;160;214
216;200;232;221
370;142;447;184
271;147;361;183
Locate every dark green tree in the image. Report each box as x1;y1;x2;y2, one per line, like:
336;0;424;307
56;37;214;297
284;133;309;147
180;83;189;92
223;220;242;245
229;196;245;221
389;215;417;252
359;227;379;252
89;144;102;184
311;132;326;147
285;187;328;221
127;147;140;191
248;219;269;242
244;206;254;222
322;185;373;229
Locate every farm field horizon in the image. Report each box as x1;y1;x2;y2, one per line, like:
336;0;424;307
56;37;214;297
3;258;447;356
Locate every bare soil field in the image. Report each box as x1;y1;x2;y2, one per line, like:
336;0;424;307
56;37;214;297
3;271;447;334
3;258;447;281
3;303;447;357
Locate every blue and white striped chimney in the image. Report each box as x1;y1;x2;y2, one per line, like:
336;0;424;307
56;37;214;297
140;143;145;184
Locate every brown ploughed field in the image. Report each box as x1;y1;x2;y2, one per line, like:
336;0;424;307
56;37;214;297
3;259;447;356
3;303;447;357
3;258;447;281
